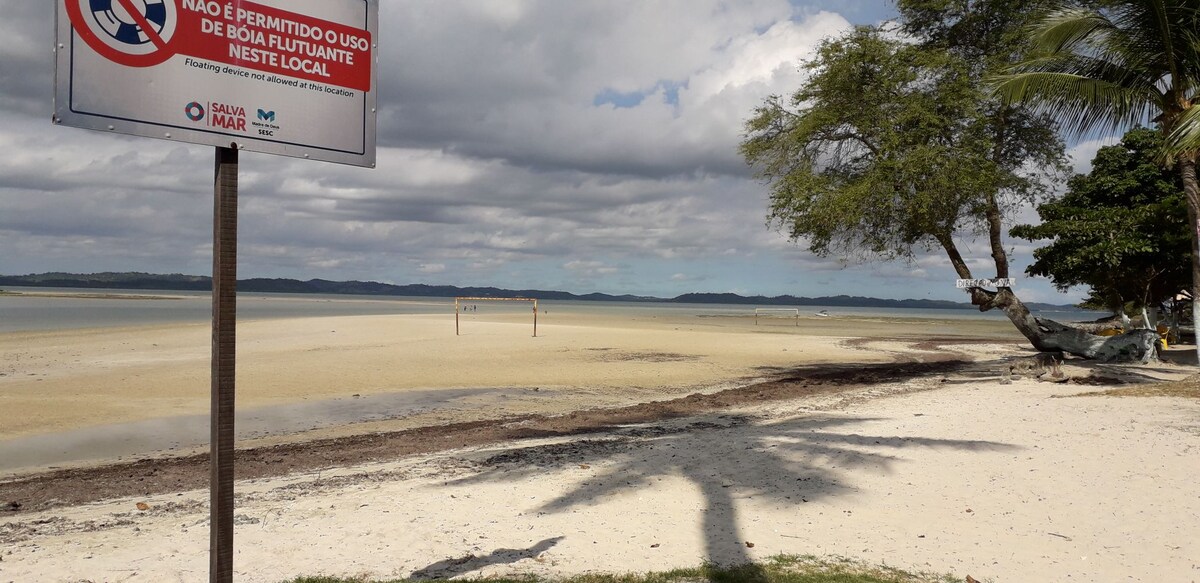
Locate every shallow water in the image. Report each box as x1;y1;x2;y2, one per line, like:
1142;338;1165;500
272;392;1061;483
0;288;452;333
0;387;497;475
0;286;1105;333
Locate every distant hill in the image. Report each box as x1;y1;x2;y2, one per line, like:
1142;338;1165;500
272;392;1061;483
673;292;974;310
0;272;665;302
0;272;1085;311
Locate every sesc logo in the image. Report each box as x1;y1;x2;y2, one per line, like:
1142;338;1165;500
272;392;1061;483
252;108;280;137
185;101;205;122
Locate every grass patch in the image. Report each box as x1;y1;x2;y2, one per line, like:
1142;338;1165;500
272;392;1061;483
1069;373;1200;399
283;555;970;583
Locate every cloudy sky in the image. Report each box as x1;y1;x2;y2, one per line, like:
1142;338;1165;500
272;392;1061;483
1;1;1107;302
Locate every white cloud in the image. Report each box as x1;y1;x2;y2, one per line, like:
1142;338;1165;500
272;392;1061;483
380;1;850;177
1067;136;1122;176
562;260;619;276
0;1;1091;304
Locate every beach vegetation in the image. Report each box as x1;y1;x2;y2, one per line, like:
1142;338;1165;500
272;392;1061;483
991;0;1200;358
282;554;966;583
1011;127;1190;327
739;0;1160;360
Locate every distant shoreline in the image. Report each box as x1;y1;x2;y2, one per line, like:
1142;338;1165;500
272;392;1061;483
0;271;1088;311
0;290;184;301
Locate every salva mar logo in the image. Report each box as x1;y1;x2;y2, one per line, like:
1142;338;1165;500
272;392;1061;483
185;101;205;122
257;109;275;122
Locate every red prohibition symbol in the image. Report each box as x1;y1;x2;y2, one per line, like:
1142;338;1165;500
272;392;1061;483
65;0;181;67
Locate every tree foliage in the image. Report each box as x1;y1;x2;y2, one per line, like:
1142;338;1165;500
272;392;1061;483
740;25;1066;259
897;0;1093;70
742;29;988;262
737;2;1186;359
1011;127;1190;311
741;0;1068;280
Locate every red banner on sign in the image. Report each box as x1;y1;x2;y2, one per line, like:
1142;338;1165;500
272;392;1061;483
67;0;372;92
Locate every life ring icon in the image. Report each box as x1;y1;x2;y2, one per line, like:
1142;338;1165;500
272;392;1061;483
66;0;180;67
92;0;169;46
185;101;205;121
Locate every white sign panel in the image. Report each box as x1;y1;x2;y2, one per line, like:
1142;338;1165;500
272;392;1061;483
956;278;1016;289
54;0;377;167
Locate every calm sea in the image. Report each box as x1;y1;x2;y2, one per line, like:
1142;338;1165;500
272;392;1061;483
0;286;1103;333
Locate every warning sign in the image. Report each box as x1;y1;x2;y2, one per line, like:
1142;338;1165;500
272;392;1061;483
54;0;378;167
64;0;180;67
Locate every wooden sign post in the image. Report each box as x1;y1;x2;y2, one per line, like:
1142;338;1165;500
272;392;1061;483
210;145;238;583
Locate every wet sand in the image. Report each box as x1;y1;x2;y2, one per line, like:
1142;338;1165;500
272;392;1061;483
0;309;1022;472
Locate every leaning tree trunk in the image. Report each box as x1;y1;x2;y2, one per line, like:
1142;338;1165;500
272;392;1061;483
936;233;1158;363
967;287;1160;363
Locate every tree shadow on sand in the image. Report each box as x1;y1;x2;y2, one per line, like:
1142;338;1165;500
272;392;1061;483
445;414;1019;570
410;536;565;580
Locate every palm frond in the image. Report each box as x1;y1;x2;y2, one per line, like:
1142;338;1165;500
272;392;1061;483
1025;8;1114;55
1163;104;1200;157
993;68;1160;138
989;1;1200;140
1105;0;1182;82
1002;52;1161;92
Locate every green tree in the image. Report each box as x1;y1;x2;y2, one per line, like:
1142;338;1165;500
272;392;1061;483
991;0;1200;355
894;0;1074;284
742;0;1164;360
742;28;1005;265
1012;127;1190;320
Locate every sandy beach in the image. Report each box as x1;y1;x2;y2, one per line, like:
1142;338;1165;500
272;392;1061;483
1;302;1198;582
0;305;1019;469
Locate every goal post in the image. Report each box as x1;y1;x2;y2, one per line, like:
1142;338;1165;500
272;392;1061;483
455;296;539;337
754;307;799;326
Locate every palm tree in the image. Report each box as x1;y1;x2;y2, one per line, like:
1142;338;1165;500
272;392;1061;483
992;0;1200;359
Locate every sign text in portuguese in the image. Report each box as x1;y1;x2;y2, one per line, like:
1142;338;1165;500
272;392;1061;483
55;0;378;167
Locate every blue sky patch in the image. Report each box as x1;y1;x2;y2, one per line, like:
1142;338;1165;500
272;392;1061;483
593;88;646;109
594;80;688;109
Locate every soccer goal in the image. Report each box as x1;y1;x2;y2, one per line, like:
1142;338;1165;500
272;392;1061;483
455;296;539;337
754;307;799;326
